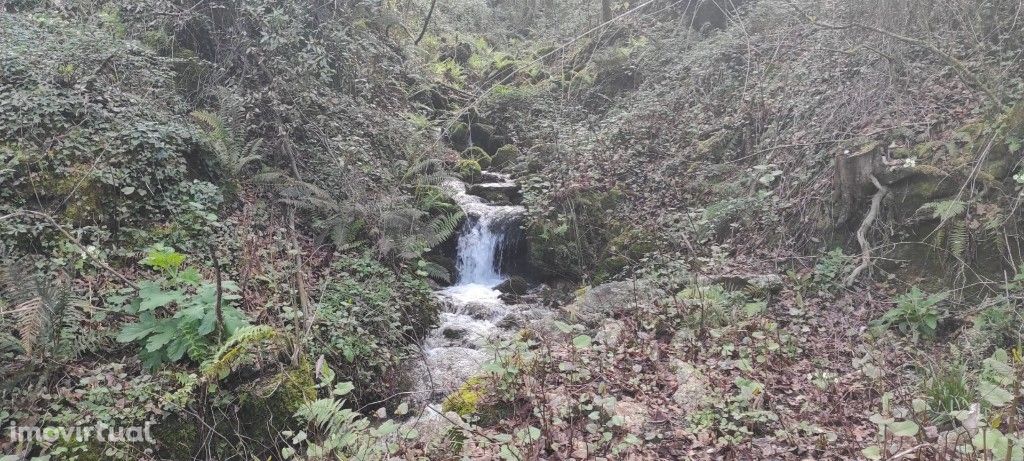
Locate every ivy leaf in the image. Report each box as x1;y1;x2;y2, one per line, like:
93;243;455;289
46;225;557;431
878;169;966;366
334;381;355;396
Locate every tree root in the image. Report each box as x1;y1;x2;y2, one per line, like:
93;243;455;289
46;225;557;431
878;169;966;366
845;174;888;286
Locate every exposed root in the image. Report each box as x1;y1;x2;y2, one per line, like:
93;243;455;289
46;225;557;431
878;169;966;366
845;174;888;286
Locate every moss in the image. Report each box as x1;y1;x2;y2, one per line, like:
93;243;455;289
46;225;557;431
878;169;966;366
152;415;200;460
442;376;485;416
461;146;492;169
440;376;510;426
448;122;470;148
235;362;316;447
491;144;519;171
456;158;482;183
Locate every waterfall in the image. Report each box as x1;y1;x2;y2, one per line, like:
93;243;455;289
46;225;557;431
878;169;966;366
454;214;506;286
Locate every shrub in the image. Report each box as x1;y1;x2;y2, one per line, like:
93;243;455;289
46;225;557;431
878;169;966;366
307;255;439;401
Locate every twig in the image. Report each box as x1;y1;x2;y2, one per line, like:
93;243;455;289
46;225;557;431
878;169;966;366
845;174;888;286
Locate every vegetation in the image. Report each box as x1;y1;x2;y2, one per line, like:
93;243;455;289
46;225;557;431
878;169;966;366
1;0;1023;459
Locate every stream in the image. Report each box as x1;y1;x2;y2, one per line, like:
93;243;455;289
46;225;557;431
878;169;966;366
411;171;537;408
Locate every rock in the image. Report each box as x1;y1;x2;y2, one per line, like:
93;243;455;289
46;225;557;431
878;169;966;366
413;347;487;401
491;144;520;171
446;122;470;149
695;273;784;294
496;276;529;296
467;183;521;205
613;398;649;433
670;359;710;414
595;319;625;348
461;146;492;169
442;327;466;340
567;280;660;327
457;301;494;320
456;159;482;183
496;312;524;329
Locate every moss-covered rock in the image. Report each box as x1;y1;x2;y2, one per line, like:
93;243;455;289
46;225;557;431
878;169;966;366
447;121;470;149
461;146;492;169
456;158;482;183
491;144;520;171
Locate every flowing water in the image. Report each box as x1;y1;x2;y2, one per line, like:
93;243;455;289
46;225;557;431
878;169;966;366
412;173;527;404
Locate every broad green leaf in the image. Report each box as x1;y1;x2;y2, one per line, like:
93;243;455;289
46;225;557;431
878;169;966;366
889;420;919;437
334;381;355;396
572;335;593;348
979;381;1014;407
861;446;883;460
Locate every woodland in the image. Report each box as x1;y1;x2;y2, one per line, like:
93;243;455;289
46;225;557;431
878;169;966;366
1;0;1023;459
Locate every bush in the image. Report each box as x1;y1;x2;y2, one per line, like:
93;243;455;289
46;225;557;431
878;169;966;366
307;255;439;401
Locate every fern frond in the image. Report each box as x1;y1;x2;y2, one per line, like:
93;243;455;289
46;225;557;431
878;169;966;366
420;261;451;283
919;199;967;222
201;325;276;381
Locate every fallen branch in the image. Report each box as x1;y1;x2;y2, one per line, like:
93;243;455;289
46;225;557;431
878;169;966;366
845;174;888;286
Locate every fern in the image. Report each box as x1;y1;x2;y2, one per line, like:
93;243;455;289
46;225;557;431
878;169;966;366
418;260;451;283
0;250;80;357
192;109;264;178
201;325;276;381
919;199;967;222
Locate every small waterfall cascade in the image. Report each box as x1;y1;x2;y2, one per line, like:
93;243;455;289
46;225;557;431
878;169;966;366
412;173;528;407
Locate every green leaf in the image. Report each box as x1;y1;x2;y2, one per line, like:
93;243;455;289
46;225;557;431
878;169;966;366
334;381;355;396
889;420;919;437
116;322;156;343
861;446;883;460
572;335;593;348
979;381;1014;407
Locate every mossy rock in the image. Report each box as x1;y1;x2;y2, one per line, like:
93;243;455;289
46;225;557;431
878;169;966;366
456;159;482;183
461;146;492;169
491;144;520;171
447;122;470;149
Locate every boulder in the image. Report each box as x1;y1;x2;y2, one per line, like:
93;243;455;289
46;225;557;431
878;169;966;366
670;359;710;415
595;319;626;348
613;398;650;433
566;280;660;327
491;144;520;171
496;276;530;296
461;146;492;169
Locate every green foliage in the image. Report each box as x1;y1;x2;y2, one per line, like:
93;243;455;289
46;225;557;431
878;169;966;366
0;14;221;254
874;287;947;339
200;325;277;381
307;255;438;399
116;246;250;370
922;362;971;425
813;248;851;289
